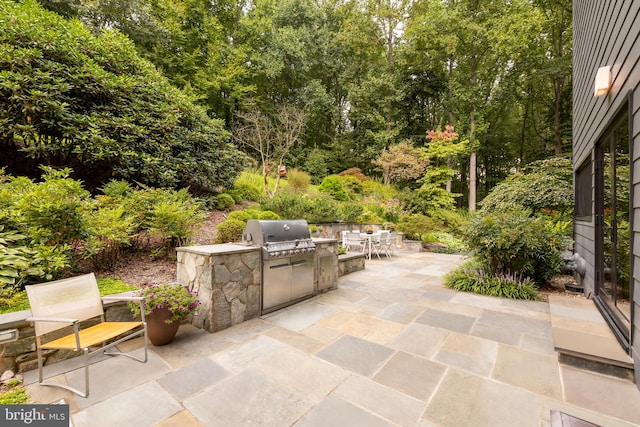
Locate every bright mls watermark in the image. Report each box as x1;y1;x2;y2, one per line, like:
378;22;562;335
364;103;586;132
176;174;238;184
1;405;68;426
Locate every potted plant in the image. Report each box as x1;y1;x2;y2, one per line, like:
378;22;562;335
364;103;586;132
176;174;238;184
129;282;200;345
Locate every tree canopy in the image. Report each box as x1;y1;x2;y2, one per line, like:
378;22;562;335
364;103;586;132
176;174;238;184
1;0;572;207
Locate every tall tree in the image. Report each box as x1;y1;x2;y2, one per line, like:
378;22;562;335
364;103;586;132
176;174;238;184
233;105;306;198
408;0;543;210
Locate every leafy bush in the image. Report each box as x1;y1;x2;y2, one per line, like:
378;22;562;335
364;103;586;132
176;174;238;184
480;157;573;216
233;171;266;202
7;167;91;246
227;210;253;223
82;205;136;270
262;190;313;219
445;261;539;300
318;176;349;201
146;188;206;249
214;219;245;243
256;210;281;220
0;228;44;287
226;189;244;204
0;0;244;192
357;209;384;224
0;380;28;404
422;232;467;253
338;175;364;198
286;168;312;192
397;214;444;240
463;210;568;283
430;209;468;234
339;202;364;223
215;193;236;211
307;195;339;223
304;148;329;184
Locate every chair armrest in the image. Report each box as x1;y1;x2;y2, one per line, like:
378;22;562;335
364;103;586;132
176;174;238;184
26;317;79;324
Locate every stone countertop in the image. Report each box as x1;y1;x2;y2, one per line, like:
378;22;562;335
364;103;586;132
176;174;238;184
313;238;339;243
176;243;259;256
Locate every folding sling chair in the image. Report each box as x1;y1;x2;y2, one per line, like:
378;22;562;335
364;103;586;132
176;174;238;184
26;273;148;397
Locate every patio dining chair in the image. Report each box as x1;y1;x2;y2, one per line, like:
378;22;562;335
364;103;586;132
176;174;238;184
345;231;367;253
375;232;395;258
26;273;148;397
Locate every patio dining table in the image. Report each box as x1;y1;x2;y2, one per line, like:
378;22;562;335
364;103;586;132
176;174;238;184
360;232;382;259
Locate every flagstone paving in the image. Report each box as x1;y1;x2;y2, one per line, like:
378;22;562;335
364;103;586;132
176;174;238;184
23;252;640;427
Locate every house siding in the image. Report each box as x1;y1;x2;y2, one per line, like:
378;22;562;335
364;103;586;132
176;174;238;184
573;0;640;388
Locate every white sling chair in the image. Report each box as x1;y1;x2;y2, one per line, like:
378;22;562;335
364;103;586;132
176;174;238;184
26;273;148;397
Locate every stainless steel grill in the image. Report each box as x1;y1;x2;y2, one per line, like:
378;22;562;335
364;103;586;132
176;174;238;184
242;220;316;314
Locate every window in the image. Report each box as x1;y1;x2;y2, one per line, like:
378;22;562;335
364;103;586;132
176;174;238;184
574;158;592;220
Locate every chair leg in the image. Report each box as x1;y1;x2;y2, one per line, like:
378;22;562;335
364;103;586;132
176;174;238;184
35;327;147;398
36;344;44;384
37;347;90;398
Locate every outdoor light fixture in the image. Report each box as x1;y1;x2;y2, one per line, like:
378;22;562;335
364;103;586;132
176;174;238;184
594;66;611;96
0;329;18;344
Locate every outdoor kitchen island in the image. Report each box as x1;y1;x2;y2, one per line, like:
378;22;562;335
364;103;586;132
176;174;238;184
176;234;338;333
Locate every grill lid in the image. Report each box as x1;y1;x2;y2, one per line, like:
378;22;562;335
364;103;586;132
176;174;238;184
242;220;312;247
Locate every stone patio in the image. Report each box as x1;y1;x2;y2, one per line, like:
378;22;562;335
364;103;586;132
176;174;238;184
23;252;640;427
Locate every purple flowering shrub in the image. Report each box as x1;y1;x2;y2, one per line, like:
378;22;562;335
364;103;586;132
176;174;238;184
129;282;200;324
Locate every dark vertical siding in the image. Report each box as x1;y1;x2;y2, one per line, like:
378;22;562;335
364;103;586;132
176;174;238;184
573;0;640;388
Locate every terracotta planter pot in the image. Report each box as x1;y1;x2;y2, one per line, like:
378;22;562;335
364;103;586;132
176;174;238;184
145;308;180;346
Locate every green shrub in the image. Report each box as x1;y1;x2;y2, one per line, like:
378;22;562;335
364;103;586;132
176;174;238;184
83;205;136;270
257;210;281;220
0;287;30;314
146;188;206;248
308;195;339;223
101;180;135;200
226;189;244;204
227;210;253;223
339;203;364;223
214;219;245;243
463;210;567;283
8;167;91;245
304;148;329;184
397;214;444;240
445;261;539;300
263;190;313;219
286;168;312;192
430;209;468;233
233;171;266;202
357;209;384;224
318;176;349;201
338;175;364;198
480;157;573;216
422;232;467;253
215;193;236;211
0;380;28;404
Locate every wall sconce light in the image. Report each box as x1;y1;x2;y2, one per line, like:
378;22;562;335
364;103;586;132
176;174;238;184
594;66;611;96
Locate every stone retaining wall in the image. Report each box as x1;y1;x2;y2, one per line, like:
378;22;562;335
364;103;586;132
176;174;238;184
338;253;366;276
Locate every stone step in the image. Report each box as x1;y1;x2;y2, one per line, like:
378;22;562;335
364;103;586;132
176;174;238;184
548;294;634;381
